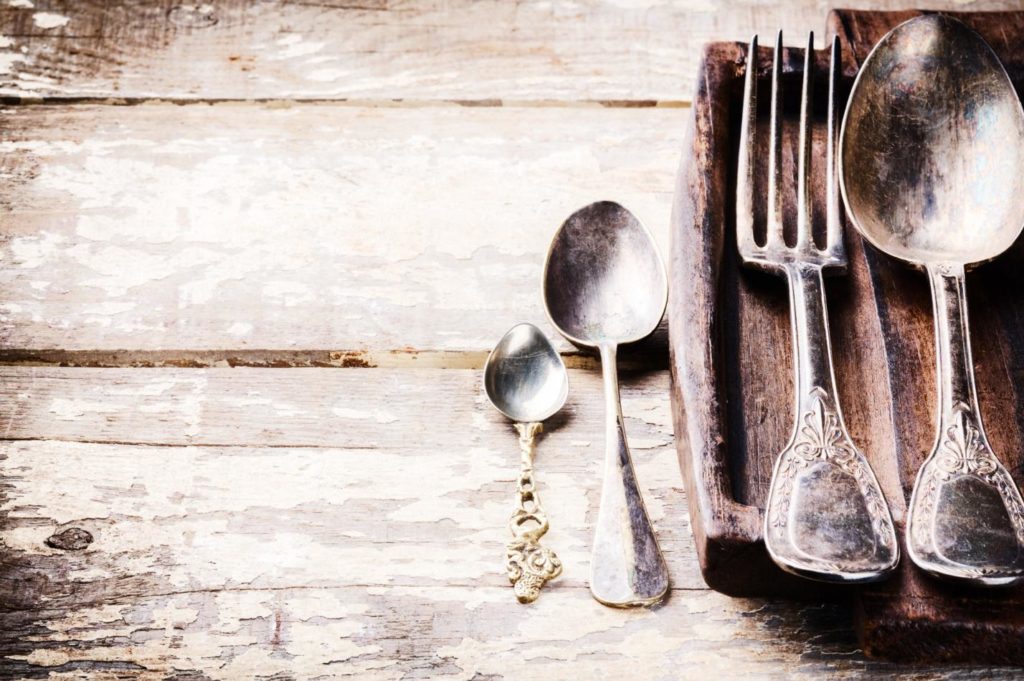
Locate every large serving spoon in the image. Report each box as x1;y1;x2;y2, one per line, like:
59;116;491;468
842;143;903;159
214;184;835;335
484;322;569;602
841;14;1024;585
543;201;670;606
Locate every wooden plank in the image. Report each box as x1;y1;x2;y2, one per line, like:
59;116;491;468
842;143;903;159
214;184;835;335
0;367;696;594
0;365;673;449
0;103;679;357
1;368;1018;678
0;0;1018;103
0;585;927;679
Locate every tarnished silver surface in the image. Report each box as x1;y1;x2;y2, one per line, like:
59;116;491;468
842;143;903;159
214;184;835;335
840;14;1024;585
543;201;670;607
737;33;899;583
484;323;568;602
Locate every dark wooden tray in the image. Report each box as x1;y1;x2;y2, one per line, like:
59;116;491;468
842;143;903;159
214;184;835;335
669;8;1024;664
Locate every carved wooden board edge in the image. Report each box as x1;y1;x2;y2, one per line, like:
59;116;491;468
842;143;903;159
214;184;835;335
668;40;838;599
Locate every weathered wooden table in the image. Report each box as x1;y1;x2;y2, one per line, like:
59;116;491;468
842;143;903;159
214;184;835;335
1;2;1022;678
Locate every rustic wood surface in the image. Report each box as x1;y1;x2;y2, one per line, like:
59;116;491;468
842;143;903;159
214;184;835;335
3;0;1024;678
669;6;1024;666
0;103;678;356
0;0;1015;104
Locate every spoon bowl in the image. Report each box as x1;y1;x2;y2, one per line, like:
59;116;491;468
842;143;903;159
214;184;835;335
840;13;1024;268
483;323;568;424
543;201;667;347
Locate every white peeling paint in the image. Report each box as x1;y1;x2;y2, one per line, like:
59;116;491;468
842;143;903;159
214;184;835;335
331;406;398;424
17;72;55;84
262;281;315;307
182;376;207;439
32;11;69;29
306;67;348;82
272;35;325;60
48;398;119;420
0;51;23;74
20;649;70;668
109;380;177;397
82;301;137;316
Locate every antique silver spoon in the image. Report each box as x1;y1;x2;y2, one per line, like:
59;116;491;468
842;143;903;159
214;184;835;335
543;201;670;607
484;322;568;602
841;14;1024;585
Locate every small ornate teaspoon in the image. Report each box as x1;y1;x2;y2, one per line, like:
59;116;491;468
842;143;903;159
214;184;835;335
484;323;569;603
543;201;670;607
841;14;1024;585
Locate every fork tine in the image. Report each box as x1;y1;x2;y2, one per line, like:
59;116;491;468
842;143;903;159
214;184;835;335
766;31;785;247
826;35;844;256
796;32;814;249
736;35;758;254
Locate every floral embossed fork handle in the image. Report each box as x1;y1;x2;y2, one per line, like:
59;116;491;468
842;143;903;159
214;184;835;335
736;33;898;582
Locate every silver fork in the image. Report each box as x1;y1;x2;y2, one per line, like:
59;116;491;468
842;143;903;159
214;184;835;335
736;32;899;582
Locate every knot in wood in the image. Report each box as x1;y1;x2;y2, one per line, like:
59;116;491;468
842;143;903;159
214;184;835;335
45;527;94;551
167;4;218;28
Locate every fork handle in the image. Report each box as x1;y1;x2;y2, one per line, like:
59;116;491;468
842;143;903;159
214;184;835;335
785;263;843;423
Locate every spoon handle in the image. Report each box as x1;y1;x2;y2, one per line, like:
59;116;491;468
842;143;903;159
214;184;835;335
505;421;563;603
590;344;669;607
906;264;1024;585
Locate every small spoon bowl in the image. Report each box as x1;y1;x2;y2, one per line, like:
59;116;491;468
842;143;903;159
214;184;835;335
543;201;667;347
484;323;568;424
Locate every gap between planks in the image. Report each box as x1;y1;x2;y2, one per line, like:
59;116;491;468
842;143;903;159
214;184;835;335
0;96;691;109
0;347;667;371
0;581;716;616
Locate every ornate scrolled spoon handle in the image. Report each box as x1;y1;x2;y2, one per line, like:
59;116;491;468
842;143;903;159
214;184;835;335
506;422;562;603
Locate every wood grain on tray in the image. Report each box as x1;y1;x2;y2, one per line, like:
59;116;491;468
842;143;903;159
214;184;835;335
669;8;1024;663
